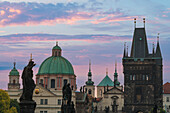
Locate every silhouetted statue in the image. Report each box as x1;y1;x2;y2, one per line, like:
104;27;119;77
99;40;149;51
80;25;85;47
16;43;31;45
20;60;36;101
62;82;67;98
66;83;72;105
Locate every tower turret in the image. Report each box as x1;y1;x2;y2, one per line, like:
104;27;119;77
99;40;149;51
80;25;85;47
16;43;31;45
8;61;20;91
156;33;162;58
52;41;62;56
85;60;94;85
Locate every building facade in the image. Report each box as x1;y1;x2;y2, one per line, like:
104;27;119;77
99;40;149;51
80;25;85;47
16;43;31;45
122;19;163;113
7;42;77;113
163;82;170;113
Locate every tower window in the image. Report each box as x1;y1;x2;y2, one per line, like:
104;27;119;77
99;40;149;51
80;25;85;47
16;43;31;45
58;99;61;105
88;89;92;94
130;75;133;80
143;75;145;80
133;75;136;80
51;79;55;88
146;75;149;80
40;79;43;85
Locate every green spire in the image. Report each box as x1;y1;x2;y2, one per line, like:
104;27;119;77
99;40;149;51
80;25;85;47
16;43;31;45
9;61;19;76
86;59;94;85
114;60;120;86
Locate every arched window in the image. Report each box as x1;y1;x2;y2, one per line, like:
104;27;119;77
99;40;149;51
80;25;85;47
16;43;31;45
130;75;133;80
133;75;136;80
88;89;92;94
13;80;15;84
100;89;102;97
146;75;149;80
51;79;55;88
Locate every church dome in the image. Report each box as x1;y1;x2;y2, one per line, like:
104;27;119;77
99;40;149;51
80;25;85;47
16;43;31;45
37;42;74;75
9;62;19;76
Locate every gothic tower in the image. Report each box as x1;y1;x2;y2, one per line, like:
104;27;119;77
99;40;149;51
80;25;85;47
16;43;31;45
84;60;95;97
122;18;163;113
8;62;20;91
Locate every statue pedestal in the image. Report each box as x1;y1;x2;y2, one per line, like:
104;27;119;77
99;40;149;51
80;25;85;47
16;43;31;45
19;100;36;113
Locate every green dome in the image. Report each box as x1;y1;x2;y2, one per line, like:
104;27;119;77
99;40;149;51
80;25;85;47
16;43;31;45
53;45;61;50
37;56;74;75
9;67;19;76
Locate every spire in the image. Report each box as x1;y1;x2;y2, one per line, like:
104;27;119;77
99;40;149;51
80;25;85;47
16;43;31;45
126;45;128;57
89;59;91;72
115;60;117;73
156;33;162;58
123;42;126;57
86;59;94;85
114;61;120;86
152;42;155;56
14;61;16;69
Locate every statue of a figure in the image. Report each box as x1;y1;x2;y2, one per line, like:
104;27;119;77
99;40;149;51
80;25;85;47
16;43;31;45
66;83;72;105
62;82;67;99
20;60;36;102
80;87;82;92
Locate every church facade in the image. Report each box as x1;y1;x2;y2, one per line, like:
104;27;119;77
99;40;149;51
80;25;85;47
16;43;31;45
122;18;163;113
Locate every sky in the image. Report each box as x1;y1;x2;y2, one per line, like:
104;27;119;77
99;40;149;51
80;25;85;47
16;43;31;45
0;0;170;90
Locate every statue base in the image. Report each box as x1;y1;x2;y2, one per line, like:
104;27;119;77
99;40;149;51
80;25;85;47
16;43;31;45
19;100;36;113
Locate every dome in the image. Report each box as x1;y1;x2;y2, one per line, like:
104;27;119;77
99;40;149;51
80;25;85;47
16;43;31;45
37;56;74;75
9;62;19;76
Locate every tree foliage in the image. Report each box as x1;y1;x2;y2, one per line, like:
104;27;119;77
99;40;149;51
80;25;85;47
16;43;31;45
0;89;18;113
10;99;20;113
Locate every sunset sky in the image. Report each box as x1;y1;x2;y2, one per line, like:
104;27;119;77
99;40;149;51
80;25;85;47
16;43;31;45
0;0;170;90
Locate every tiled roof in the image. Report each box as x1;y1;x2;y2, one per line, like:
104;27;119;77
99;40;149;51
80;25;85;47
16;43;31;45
97;75;114;86
163;82;170;94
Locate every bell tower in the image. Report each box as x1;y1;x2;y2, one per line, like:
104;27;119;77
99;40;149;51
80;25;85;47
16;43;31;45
8;62;20;91
123;18;163;113
84;60;95;97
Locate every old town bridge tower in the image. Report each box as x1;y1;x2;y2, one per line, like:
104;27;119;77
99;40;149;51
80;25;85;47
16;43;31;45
122;18;163;113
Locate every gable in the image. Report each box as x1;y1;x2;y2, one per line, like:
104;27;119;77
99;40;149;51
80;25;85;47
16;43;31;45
104;87;123;94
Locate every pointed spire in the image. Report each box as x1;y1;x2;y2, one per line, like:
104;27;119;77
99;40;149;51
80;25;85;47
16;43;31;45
143;18;145;28
123;42;126;57
152;42;155;56
156;33;162;58
115;60;117;73
106;68;108;76
126;45;128;57
89;59;91;72
134;18;136;28
14;61;16;69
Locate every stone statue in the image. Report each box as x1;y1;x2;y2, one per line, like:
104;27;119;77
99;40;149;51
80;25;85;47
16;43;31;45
61;83;75;113
80;87;82;92
19;55;36;113
20;59;36;101
66;83;72;105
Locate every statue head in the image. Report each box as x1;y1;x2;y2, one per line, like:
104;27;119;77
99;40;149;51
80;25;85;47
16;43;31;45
67;83;70;87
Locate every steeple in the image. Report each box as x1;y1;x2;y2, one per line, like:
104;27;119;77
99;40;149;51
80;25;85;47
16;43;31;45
156;33;162;58
130;19;149;58
152;42;155;57
123;42;126;57
52;41;62;56
106;68;108;76
85;59;94;85
114;60;120;86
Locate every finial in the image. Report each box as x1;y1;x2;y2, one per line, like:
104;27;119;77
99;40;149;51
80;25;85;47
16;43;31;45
143;18;145;28
89;59;91;72
106;68;108;76
30;53;33;61
115;60;117;73
134;18;136;28
56;41;58;46
157;33;160;43
152;42;155;55
123;42;126;57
